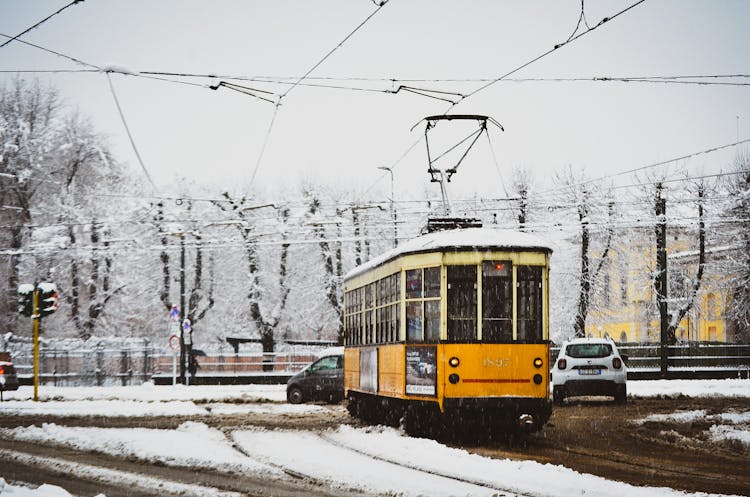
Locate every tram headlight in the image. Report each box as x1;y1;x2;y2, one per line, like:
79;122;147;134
533;374;543;385
448;373;460;384
533;357;543;368
448;356;460;368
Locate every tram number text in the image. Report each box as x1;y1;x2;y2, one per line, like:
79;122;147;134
483;357;511;368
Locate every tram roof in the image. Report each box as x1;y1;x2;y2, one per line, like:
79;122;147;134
345;227;552;280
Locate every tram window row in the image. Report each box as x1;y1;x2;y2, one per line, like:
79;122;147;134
344;262;544;346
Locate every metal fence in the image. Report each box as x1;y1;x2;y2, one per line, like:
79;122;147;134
13;345;324;387
14;345;155;387
12;341;750;386
551;342;750;379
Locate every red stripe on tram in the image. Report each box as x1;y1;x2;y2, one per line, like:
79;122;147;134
461;378;530;384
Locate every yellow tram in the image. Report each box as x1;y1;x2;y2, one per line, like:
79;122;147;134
343;221;553;436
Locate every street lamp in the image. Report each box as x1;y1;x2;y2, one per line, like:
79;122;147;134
377;166;398;248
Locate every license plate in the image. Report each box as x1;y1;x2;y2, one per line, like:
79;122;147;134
578;369;601;376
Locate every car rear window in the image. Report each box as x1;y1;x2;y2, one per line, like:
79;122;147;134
566;343;613;358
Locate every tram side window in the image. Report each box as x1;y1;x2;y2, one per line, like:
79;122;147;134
407;300;422;341
423;267;440;341
447;265;477;342
482;261;513;342
517;266;543;342
406;267;441;342
344;288;362;346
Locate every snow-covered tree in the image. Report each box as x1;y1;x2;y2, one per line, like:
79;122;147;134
553;166;613;338
724;151;750;341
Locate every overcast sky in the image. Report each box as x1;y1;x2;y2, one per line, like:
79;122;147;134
1;0;748;202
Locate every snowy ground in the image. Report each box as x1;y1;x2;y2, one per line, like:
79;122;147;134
0;379;748;497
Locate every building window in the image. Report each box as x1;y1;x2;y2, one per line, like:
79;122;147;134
706;293;718;320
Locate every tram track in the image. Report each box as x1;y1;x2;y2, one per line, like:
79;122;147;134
315;431;536;497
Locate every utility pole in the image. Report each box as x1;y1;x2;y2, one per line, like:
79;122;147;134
655;183;670;378
179;232;186;384
32;288;40;401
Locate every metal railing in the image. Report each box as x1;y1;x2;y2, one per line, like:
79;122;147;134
551;342;750;379
11;346;324;387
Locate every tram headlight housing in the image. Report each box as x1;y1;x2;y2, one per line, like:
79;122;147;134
448;356;460;368
533;357;544;368
448;373;460;384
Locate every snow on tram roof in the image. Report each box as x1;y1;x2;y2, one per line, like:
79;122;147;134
345;227;552;280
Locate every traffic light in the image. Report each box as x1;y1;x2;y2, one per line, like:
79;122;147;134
17;285;33;317
38;283;59;318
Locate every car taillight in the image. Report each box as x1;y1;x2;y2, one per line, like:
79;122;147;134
557;358;567;370
612;357;622;369
0;366;4;374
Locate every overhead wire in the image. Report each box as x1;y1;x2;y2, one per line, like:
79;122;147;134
5;65;749;93
533;138;750;197
0;32;99;69
0;0;84;50
279;1;389;100
455;0;649;107
248;1;390;188
566;0;592;42
105;72;158;193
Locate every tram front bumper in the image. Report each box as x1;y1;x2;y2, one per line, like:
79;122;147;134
442;397;552;431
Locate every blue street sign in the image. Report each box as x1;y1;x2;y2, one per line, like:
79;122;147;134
170;305;180;320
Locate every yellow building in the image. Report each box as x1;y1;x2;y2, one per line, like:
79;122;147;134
585;228;732;343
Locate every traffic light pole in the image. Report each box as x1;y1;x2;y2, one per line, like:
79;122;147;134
17;282;57;401
32;288;40;402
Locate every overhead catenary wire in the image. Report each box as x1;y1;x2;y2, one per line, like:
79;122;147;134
0;32;100;69
0;0;84;50
6;176;744;233
455;0;649;107
5;64;750;94
105;72;158;193
248;104;280;188
533;138;750;197
247;1;389;188
566;0;592;42
279;1;389;100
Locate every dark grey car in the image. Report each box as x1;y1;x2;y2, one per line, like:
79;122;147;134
286;352;343;404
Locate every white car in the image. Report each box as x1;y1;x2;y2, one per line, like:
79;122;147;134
551;337;627;405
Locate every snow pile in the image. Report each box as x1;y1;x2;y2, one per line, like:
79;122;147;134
0;479;87;497
628;379;750;398
635;409;708;424
0;422;281;476
0;383;287;403
232;425;736;497
708;424;750;446
635;408;750;449
0;399;206;417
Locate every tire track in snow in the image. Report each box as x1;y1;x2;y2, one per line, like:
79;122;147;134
222;428;331;485
0;448;244;497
